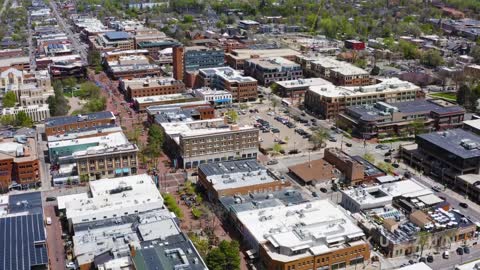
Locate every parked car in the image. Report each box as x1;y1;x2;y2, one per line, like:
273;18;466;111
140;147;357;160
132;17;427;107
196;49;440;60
312;192;318;197
288;149;301;154
271;128;280;133
267;159;279;165
46;197;56;202
443;250;449;259
459;202;469;209
463;246;470;254
456;247;464;255
432;186;442;192
427;255;434;263
384;158;392;163
345;142;352;147
320;187;328;193
45;217;52;225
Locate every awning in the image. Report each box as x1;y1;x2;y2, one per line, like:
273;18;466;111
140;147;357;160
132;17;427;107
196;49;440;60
115;169;122;174
123;168;130;173
215;98;231;103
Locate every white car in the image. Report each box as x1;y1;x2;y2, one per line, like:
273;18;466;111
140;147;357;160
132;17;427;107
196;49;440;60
66;262;77;269
267;112;275;116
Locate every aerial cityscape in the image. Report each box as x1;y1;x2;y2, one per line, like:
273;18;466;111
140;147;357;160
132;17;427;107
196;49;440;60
1;0;480;269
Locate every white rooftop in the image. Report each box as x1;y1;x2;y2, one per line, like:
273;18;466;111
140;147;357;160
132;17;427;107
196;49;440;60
312;57;368;76
398;263;433;270
236;200;365;259
454;258;480;270
463;119;480;131
384;179;432;198
275;77;332;89
206;167;278;191
58;174;164;224
48;132;128;149
308;78;420;98
134;93;194;104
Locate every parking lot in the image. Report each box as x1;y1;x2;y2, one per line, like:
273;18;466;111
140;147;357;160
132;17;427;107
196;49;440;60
237;104;318;153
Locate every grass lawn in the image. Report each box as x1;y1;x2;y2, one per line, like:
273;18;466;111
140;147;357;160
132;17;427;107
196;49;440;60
429;92;456;101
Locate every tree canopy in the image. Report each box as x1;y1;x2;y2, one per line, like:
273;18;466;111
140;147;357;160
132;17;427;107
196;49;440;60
2;91;16;108
205;240;240;270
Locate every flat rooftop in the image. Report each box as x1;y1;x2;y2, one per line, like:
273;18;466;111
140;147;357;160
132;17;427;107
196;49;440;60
121;77;183;89
104;31;132;41
463;119;480;131
47;131;129;149
246;57;300;69
199;66;256;83
312;57;369;76
347;99;464;121
153;106;213;124
134;93;198;104
236;200;365;258
275;77;332;89
308;78;420;98
228;48;301;60
417;129;480;159
58;174;164;224
45;111;114;128
199;160;279;191
288;159;335;183
0;137;38;163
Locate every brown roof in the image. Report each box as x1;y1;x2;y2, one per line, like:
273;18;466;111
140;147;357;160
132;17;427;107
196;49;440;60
288;159;335;183
410;210;431;227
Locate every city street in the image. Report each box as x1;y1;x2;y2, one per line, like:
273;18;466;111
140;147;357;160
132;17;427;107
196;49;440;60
44;203;66;270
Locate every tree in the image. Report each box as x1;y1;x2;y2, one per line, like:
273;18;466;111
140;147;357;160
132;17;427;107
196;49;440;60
206;240;240;270
0;115;16;126
397;40;420;59
457;84;480;112
148;124;165;148
271;98;278;112
272;143;283;155
226;110;238;123
83;96;106;113
363;153;375;164
370;65;380;76
417;231;431;257
78;82;101;99
410;119;428;135
421;49;444;68
471;46;480;64
2;91;16;108
310;128;329;149
188;233;209;257
377;162;395;174
16;111;33;127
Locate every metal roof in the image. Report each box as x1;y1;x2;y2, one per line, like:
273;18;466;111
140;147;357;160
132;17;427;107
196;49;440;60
45;111;114;127
198;159;261;176
417;129;480;159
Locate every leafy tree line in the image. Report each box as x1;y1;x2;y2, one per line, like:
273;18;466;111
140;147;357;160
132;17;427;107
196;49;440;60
0;111;33;127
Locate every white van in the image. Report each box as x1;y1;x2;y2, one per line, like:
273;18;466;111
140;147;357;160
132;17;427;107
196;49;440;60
46;217;52;225
443;250;449;259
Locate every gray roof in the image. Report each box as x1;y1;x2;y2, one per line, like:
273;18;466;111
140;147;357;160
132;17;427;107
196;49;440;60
198;159;262;176
8;191;43;215
133;234;207;270
153;107;211;124
417;129;480;159
45;111;114;127
104;31;131;40
352;156;385;176
347;99;464;122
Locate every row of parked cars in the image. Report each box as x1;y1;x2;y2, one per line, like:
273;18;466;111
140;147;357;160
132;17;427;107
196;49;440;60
255;119;280;133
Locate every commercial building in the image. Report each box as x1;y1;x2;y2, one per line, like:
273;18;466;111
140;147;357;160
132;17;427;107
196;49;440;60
172;46;225;82
56;174;208;269
1;104;50;122
324;148;365;185
238;20;261;31
48;57;87;79
225;48;301;70
244;57;303;85
400;129;480;185
304;78;423;119
308;57;371;86
133;93;200;111
146;100;214;122
465;64;480;78
462;118;480;135
454;174;480;204
89;31;135;52
344;40;366;51
273;77;331;99
338;99;465;139
235;199;370;270
197;159;289;201
48;132;138;182
0;192;48;270
0;136;40;190
197;66;258;101
288;159;336;185
193;87;233;106
119;76;185;100
45;111;116;136
159;119;258;169
105;54;162;80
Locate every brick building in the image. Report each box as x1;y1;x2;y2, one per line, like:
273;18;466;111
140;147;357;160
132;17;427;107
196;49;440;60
304;78;423;119
45;111;116;136
197;67;258;101
324;148;365;186
119;76;185;100
244;57;303;86
197;159;289;201
0;137;40;190
172;46;225;84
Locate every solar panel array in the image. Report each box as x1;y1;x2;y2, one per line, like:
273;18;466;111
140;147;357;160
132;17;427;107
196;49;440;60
0;213;48;270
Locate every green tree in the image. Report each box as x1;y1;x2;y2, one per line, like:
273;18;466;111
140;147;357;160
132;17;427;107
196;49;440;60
272;143;283;155
188;233;209;257
397;40;420;59
206;240;240;270
310;128;329;149
0;115;16;126
83;96;106;113
410;119;428;135
62;77;77;89
78;82;101;99
457;84;480;112
162;193;183;218
370;65;381;76
148;124;165;147
421;49;444;68
16;111;33;127
417;231;431;257
471;46;480;64
226;110;238;123
271;98;278;112
377;162;395;174
2;91;16;108
363;153;375;164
